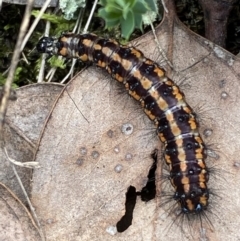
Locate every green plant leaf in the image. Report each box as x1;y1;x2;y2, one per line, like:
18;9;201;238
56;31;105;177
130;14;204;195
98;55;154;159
98;0;158;39
48;56;66;69
134;13;143;30
121;11;134;39
147;0;158;12
132;1;148;14
31;11;75;35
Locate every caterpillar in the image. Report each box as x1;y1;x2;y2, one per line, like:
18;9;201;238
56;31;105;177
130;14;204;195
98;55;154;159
37;32;210;216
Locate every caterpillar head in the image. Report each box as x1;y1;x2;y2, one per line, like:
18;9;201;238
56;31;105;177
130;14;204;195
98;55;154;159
37;36;58;55
174;185;209;214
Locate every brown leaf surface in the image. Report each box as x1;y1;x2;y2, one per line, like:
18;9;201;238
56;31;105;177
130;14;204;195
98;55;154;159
0;83;63;203
0;183;40;240
31;5;240;241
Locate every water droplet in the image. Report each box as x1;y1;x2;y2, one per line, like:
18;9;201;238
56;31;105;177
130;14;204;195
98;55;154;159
80;147;87;155
206;149;220;160
221;91;228;99
76;158;84;166
114;164;123;173
106;226;117;235
203;128;213;137
92;151;100;159
125;153;133;161
107;129;114;138
121;123;133;135
233;161;240;168
114;146;120;153
219;79;226;88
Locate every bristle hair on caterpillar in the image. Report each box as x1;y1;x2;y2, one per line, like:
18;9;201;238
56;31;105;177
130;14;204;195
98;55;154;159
37;32;213;234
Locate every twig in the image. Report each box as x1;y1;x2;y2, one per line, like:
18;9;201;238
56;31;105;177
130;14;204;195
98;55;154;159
21;52;29;65
4;148;40;168
0;0;34;133
149;19;173;68
4;148;45;241
73;7;85;33
0;182;42;239
161;0;169;13
61;59;77;84
83;0;98;33
46;67;57;82
20;0;52;52
38;20;51;83
61;9;84;83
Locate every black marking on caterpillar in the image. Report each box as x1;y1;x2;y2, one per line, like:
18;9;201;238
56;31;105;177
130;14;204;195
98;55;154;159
37;33;210;217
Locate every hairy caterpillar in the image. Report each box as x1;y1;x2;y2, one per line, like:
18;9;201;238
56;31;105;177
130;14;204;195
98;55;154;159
37;33;210;216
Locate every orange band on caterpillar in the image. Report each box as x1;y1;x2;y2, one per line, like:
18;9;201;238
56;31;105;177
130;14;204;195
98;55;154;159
37;33;210;214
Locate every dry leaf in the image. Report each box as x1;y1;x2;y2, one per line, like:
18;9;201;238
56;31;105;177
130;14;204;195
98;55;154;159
0;183;41;240
31;5;240;241
0;83;63;203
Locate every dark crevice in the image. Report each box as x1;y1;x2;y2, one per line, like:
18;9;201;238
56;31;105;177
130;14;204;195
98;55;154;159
139;149;158;202
116;149;158;233
116;185;137;233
